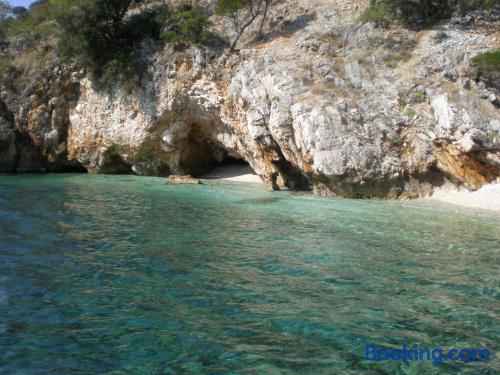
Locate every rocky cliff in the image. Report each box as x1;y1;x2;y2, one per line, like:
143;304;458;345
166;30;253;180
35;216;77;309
1;0;499;198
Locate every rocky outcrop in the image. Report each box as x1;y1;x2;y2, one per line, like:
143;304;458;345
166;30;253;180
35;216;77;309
167;175;203;185
0;99;17;171
0;56;84;173
1;0;499;198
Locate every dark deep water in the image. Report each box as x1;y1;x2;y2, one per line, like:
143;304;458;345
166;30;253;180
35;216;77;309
0;174;498;374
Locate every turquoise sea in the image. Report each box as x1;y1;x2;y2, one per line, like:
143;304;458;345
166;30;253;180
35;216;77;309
0;174;498;374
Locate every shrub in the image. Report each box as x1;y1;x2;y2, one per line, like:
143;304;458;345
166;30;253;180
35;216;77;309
412;92;425;103
0;0;10;46
431;30;448;44
470;50;500;89
471;50;500;73
216;0;247;15
4;0;59;41
360;2;394;27
362;0;499;28
404;107;416;119
57;0;162;86
397;51;412;62
161;5;209;46
161;30;179;43
0;58;15;88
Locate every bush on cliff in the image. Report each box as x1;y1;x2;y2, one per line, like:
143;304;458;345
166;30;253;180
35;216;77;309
362;0;498;27
0;0;10;46
2;0;215;85
2;0;60;42
57;0;163;86
0;57;15;88
161;4;209;46
360;2;393;27
470;50;500;90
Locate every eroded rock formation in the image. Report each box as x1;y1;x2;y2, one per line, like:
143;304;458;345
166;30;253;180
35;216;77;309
0;0;498;198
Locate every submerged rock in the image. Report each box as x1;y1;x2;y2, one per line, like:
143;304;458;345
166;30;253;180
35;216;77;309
167;175;203;185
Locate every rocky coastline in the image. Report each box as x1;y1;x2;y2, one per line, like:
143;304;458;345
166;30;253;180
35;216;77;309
1;1;498;200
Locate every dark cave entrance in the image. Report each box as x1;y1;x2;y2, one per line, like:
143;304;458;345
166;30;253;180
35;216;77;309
204;154;257;179
220;155;246;165
193;151;258;180
175;128;257;179
178;135;256;179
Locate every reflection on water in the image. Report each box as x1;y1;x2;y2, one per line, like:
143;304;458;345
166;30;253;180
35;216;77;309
0;174;498;374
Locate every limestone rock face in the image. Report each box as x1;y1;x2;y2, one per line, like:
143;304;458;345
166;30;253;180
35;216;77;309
0;100;17;171
1;0;499;198
0;61;83;172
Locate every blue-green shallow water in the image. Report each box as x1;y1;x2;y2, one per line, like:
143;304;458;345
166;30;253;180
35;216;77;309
0;174;498;375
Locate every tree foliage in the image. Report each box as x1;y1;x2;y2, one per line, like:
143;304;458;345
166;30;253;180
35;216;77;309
161;3;209;46
471;50;500;90
57;0;162;85
0;0;11;46
0;0;10;15
2;0;71;42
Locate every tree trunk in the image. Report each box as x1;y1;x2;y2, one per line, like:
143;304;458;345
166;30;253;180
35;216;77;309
258;0;270;41
229;4;262;52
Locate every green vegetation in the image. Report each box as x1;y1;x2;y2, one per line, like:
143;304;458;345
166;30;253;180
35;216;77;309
161;4;209;46
404;107;416;119
360;2;393;27
1;1;213;86
216;0;247;14
0;0;277;85
470;50;500;88
361;0;498;27
412;92;425;103
431;30;449;44
471;50;500;73
2;0;65;42
487;130;496;143
0;0;11;45
0;57;14;88
396;50;412;62
57;0;158;86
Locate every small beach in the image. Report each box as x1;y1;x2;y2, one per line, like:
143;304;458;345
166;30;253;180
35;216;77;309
427;183;500;212
201;164;263;184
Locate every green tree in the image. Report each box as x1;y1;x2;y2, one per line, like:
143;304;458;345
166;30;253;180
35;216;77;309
0;0;10;15
0;0;11;46
57;0;159;84
161;3;209;46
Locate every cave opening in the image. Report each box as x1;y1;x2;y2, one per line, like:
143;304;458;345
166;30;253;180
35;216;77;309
174;128;258;180
196;150;259;181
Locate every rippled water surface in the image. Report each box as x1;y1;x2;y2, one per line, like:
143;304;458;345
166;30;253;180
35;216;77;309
0;174;498;374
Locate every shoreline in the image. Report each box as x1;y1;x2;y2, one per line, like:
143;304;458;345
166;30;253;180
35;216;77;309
424;183;500;212
200;164;264;184
201;166;500;212
3;171;499;212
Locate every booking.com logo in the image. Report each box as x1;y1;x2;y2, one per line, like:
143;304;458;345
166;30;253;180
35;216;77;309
365;344;491;366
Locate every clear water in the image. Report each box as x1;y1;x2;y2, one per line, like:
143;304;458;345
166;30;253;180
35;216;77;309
0;174;498;374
